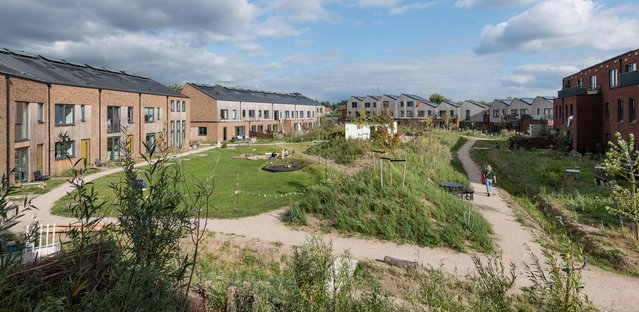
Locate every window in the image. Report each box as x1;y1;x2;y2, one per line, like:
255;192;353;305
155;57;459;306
220;109;228;120
306;111;310;118
626;63;637;72
630;98;637;123
128;106;134;124
171;100;175;112
569;104;573;116
418;111;425;117
449;110;454;117
590;75;597;90
232;109;237;120
493;109;500;117
400;101;404;107
610;69;619;87
264;110;270;119
171;121;175;147
373;102;377;108
37;103;44;123
242;110;246;118
577;78;582;87
351;102;357;108
365;102;371;108
55;140;75;159
605;103;610;120
285;111;290;118
543;108;553;116
107;136;120;160
249;110;255;118
428;110;432;116
521;109;528;115
80;105;86;122
198;127;207;136
407;101;414;107
400;111;404;117
182;121;186;144
55;104;74;125
144;107;155;123
176;101;181;112
465;110;470;121
406;111;413;117
15;147;28;182
258;110;262;118
107;106;121;133
15;102;28;140
176;121;181;148
511;109;518;117
274;110;279;120
181;101;186;112
618;99;624;122
157;108;161;121
145;133;156;152
295;111;299;118
502;109;507;116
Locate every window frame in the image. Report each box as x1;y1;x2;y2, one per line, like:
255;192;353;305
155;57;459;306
630;98;637;123
198;127;207;136
220;109;229;120
15;102;29;141
37;103;44;123
128;106;134;124
618;99;624;123
55;140;75;159
610;69;619;88
55;104;75;126
80;105;86;122
144;107;155;123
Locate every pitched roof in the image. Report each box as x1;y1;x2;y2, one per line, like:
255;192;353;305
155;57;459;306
540;96;557;101
439;101;460;108
420;102;438;108
464;100;487;108
518;98;535;104
349;96;364;101
188;83;319;106
365;95;381;100
494;98;514;106
0;48;185;97
403;94;427;101
383;94;399;100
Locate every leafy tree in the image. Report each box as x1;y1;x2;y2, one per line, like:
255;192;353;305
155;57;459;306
370;107;400;156
167;83;183;92
603;132;639;239
429;93;450;104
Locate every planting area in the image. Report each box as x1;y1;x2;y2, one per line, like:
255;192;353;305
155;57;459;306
51;144;325;218
290;131;493;252
471;139;639;275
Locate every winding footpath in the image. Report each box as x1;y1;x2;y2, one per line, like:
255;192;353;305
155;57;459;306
17;139;639;311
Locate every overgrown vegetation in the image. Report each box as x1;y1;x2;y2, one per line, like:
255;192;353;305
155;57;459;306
305;137;369;165
471;138;639;275
0;141;211;311
291;131;492;252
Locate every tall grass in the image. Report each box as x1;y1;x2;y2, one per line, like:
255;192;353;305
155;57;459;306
291;133;492;252
305;137;369;165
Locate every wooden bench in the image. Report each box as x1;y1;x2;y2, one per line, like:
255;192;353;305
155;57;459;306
457;188;475;200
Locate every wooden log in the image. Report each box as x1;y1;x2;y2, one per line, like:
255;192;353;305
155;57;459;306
376;256;418;269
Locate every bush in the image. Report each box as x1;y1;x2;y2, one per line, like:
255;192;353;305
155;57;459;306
306;137;369;165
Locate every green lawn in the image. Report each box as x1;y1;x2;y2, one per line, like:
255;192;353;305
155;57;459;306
52;144;326;218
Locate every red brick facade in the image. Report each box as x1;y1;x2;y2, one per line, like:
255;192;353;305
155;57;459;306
554;49;639;151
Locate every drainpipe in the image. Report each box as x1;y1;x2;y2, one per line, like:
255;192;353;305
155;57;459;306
138;93;142;154
5;74;10;179
47;83;51;176
98;89;102;160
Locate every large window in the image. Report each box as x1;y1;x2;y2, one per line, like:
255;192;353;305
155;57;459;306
171;100;175;112
449;110;454;117
626;63;637;72
364;102;371;108
610;69;619;87
590;75;597;90
465;110;470;121
181;101;185;112
145;133;156;153
15;102;28;141
198;127;207;136
177;101;181;112
249;110;255;118
182;120;186;146
285;111;290;118
407;101;414;107
176;120;181;148
80;105;87;122
351;102;357;108
107;136;120;161
264;110;270;119
15;147;28;182
55;104;74;125
630;98;637;123
107;106;121;133
232;109;237;120
406;110;413;117
493;109;500;117
55;140;75;159
521;109;528;115
220;109;228;120
418;111;425;117
128;106;134;124
144;107;155;123
618;99;624;122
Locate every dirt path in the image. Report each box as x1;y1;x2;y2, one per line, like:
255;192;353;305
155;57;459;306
15;139;639;310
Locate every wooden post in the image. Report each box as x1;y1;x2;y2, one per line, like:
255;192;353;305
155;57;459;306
380;158;383;189
402;159;407;187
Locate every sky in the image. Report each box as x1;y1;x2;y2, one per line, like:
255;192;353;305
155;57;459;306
1;0;638;103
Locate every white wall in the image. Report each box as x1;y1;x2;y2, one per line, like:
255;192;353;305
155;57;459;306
344;121;397;140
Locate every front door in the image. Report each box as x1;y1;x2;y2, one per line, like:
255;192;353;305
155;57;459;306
80;139;90;168
36;144;44;173
15;147;28;182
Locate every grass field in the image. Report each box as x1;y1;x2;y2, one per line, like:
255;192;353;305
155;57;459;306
52;144;326;218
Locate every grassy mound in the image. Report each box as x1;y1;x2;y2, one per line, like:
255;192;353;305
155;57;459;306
290;133;493;252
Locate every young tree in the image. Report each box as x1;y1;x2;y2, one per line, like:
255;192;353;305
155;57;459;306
603;132;639;240
429;93;451;104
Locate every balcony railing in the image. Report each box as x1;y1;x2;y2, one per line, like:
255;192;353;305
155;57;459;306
620;70;639;87
558;86;584;98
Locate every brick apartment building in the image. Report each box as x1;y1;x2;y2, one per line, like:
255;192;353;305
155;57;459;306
0;48;189;183
183;83;320;143
554;48;639;151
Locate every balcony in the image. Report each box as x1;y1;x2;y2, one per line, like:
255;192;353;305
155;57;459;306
620;70;639;87
558;86;584;98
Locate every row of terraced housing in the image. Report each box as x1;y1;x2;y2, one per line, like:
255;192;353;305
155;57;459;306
1;48;321;183
345;94;554;131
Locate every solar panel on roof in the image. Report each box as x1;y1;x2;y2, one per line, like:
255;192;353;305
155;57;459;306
4;48;38;58
39;55;68;64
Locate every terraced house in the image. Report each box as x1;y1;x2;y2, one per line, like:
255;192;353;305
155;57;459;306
183;84;320;142
554;48;639;151
0;48;189;183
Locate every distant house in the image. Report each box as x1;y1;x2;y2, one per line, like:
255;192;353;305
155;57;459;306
362;95;382;117
459;100;488;128
531;96;555;124
183;84;319;142
346;96;365;118
397;94;429;120
489;98;513;127
435;101;461;128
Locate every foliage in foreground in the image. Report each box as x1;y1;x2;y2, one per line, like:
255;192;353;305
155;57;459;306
0;142;212;311
194;236;594;311
292;134;493;252
305;136;369;165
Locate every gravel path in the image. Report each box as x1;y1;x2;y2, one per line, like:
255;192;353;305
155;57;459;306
16;139;639;311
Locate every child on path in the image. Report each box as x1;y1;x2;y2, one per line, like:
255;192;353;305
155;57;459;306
482;164;496;196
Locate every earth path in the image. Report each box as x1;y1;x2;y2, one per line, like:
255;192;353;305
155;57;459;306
18;139;639;311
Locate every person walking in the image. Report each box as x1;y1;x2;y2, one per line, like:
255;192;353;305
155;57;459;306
483;165;496;196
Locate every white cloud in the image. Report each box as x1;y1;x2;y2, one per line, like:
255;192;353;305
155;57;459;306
390;2;437;15
455;0;539;9
352;0;402;8
500;64;579;94
476;0;639;53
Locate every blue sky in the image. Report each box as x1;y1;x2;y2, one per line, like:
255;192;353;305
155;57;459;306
1;0;638;102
